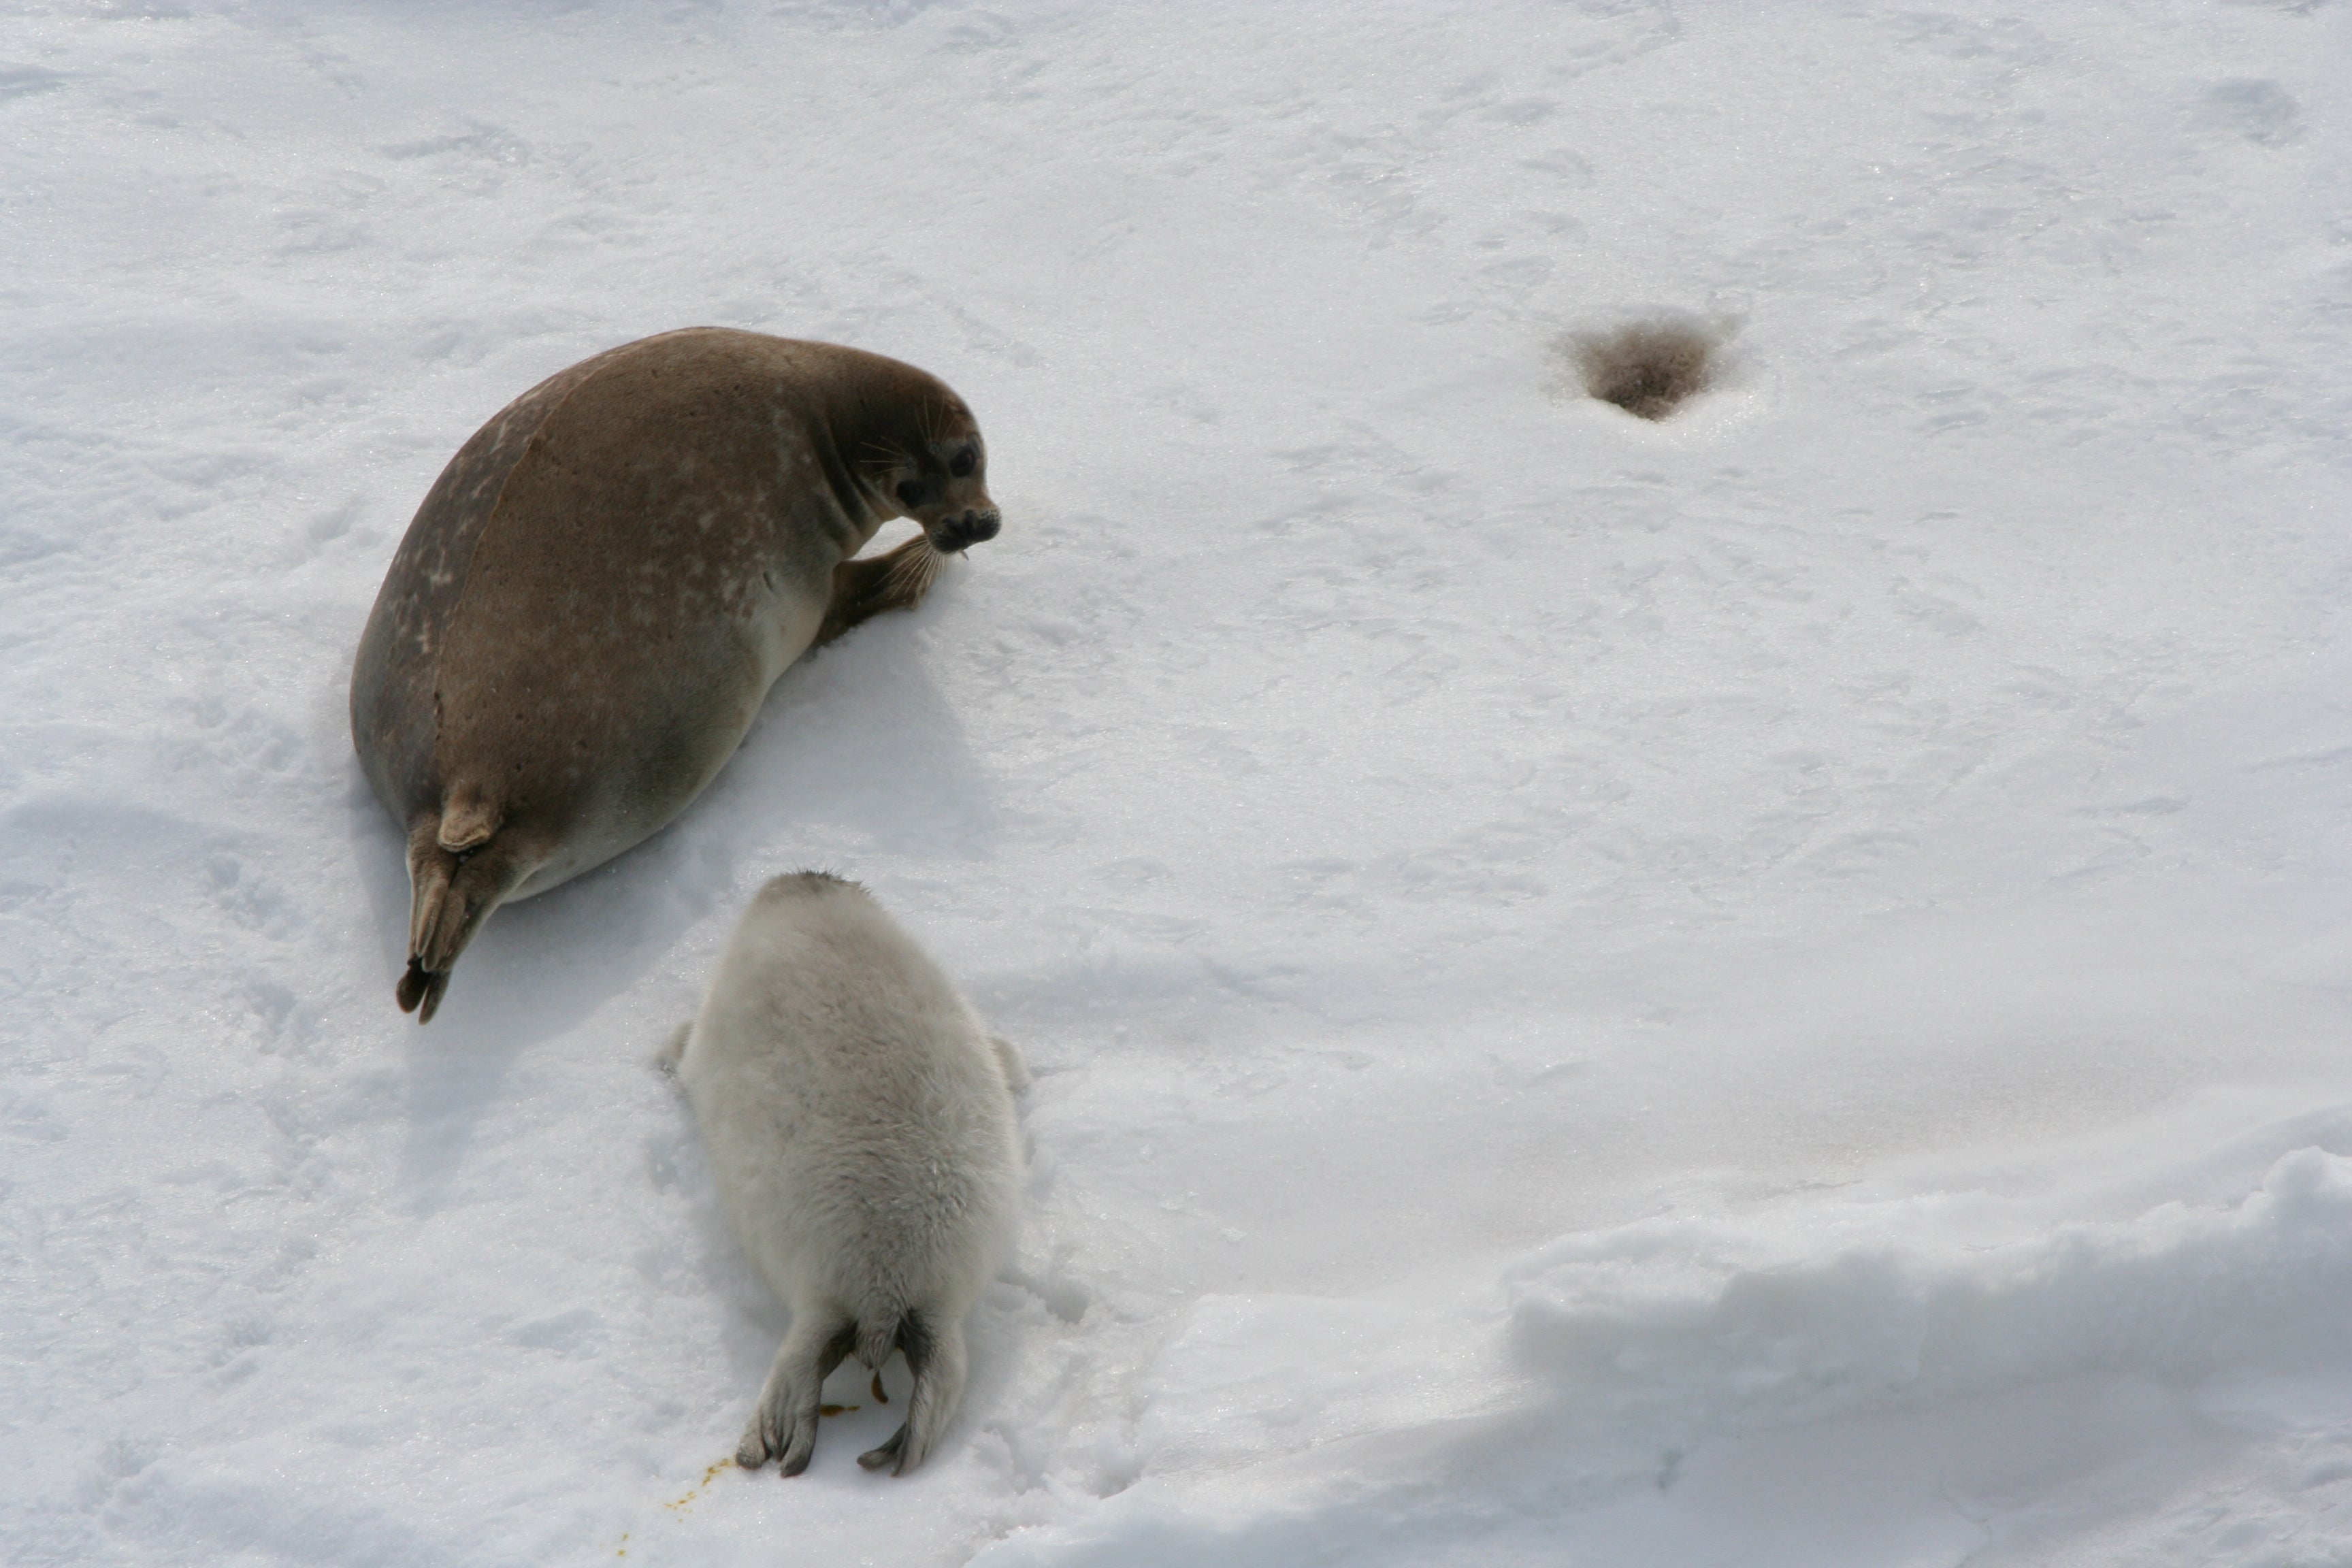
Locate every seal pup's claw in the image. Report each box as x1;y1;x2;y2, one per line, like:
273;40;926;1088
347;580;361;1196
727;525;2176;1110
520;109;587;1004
658;1021;691;1074
857;1427;905;1471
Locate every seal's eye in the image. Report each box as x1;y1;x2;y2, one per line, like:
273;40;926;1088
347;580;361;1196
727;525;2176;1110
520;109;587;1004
949;449;976;479
895;478;924;508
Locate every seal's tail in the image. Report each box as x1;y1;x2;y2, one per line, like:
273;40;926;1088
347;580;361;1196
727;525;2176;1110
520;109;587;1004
395;795;538;1023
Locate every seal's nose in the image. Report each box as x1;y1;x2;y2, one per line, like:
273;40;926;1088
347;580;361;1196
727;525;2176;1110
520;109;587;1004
936;510;1000;552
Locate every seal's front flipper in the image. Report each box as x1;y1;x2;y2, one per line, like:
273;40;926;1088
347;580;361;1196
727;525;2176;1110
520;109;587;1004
815;536;943;647
989;1034;1032;1093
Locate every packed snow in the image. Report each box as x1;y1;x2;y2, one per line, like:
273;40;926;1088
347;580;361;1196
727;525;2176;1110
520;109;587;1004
4;1;2349;1563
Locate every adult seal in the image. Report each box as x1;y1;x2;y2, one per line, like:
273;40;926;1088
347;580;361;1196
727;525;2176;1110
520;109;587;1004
349;327;1000;1022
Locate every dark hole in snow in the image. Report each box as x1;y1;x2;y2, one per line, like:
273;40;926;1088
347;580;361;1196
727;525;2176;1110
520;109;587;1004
1560;316;1724;421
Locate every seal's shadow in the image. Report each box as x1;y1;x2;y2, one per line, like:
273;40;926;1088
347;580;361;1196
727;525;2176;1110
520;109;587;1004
353;600;998;1197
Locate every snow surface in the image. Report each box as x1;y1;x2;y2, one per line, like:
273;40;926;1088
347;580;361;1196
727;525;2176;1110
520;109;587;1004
4;1;2350;1563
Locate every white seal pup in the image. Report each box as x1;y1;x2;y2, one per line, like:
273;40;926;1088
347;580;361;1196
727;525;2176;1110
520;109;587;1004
669;872;1024;1476
350;328;1001;1022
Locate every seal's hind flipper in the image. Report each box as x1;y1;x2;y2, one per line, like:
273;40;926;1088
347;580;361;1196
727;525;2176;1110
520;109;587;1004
738;1313;856;1475
397;808;538;1024
815;536;943;647
397;961;452;1022
857;1308;966;1476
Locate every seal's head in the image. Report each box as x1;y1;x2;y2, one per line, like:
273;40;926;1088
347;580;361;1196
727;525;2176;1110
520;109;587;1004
867;398;1000;554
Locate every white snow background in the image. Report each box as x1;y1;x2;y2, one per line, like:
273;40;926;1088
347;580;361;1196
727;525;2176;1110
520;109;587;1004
4;1;2350;1563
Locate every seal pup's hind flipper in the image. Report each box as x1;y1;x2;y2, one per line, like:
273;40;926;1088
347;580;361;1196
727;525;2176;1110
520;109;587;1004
738;1313;857;1477
397;806;541;1023
858;1308;968;1477
815;536;943;647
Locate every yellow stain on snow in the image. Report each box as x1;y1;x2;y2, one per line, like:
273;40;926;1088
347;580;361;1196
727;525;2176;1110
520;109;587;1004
663;1457;736;1514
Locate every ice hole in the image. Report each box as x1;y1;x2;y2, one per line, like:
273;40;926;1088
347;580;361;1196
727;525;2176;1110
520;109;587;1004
1559;314;1725;421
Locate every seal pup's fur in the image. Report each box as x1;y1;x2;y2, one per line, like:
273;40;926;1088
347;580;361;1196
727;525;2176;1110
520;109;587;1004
350;328;1002;1021
670;872;1024;1477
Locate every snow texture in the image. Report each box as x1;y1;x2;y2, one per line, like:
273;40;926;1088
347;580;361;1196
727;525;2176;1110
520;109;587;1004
2;1;2349;1564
